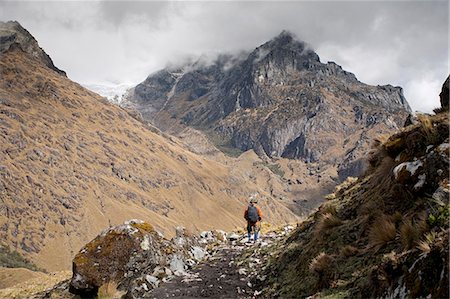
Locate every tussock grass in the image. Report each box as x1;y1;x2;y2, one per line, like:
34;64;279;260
368;214;396;249
399;220;420;250
416;232;437;255
320;202;338;215
97;281;126;299
309;252;334;274
340;245;359;257
317;213;343;232
417;115;439;145
309;252;335;290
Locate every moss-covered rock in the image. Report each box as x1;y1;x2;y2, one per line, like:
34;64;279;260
69;220;165;296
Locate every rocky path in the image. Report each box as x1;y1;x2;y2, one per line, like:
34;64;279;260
148;226;294;299
149;242;257;299
30;226;293;299
147;226;293;299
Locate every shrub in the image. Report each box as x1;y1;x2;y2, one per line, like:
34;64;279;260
428;204;450;228
0;245;43;272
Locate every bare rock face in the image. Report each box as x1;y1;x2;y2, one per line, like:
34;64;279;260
124;31;411;181
0;21;66;76
439;75;449;111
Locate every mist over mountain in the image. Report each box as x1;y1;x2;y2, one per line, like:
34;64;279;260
124;31;411;183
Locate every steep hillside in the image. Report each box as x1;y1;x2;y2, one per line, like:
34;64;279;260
259;110;449;298
0;23;298;272
124;31;411;183
0;21;65;76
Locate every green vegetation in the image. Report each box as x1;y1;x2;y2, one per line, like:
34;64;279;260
428;204;450;228
205;131;244;157
254;161;285;178
0;245;44;272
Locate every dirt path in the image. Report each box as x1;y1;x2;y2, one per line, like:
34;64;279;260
149;243;258;299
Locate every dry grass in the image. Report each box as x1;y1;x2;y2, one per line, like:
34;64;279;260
400;213;429;250
399;220;420;250
309;252;334;274
317;213;343;232
416;232;437;255
309;252;335;290
97;281;126;299
334;177;358;197
320;202;338;215
369;214;396;249
367;135;389;169
340;245;359;257
0;47;301;271
417;115;439;144
370;156;396;188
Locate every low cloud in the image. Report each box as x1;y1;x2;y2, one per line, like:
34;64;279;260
0;1;447;113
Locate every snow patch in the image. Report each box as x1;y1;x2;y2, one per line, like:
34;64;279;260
393;160;423;179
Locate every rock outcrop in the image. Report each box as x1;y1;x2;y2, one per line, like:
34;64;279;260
124;31;411;182
439;75;449;111
0;21;66;76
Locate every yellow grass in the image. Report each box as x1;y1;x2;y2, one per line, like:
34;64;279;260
98;281;126;299
369;214;396;249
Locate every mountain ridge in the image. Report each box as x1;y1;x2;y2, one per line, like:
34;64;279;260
0;22;299;271
123;31;412;210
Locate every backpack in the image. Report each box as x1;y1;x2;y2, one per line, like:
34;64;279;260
247;206;259;222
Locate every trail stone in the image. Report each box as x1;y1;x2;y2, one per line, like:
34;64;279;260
227;232;240;241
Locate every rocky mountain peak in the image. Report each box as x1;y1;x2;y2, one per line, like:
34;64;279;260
0;20;66;76
252;30;319;64
124;31;412;186
263;30;303;50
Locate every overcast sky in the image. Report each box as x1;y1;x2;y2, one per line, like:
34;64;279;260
1;1;448;113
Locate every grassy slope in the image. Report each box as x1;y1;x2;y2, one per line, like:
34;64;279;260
0;48;298;271
262;113;449;298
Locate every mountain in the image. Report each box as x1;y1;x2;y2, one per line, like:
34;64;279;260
0;21;66;76
0;22;298;272
123;31;411;183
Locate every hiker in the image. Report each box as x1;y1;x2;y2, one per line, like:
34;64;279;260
244;197;262;242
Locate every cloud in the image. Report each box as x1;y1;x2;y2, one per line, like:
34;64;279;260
0;1;447;113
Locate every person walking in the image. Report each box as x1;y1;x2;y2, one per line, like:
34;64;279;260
244;197;262;242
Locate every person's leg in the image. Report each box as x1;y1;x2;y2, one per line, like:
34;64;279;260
247;222;252;242
254;222;261;241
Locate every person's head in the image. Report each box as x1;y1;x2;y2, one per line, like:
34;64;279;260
249;197;258;205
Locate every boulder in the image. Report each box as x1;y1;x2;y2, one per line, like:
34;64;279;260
69;220;212;297
69;219;166;296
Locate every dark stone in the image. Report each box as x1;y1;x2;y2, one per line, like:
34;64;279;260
439;75;449;110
